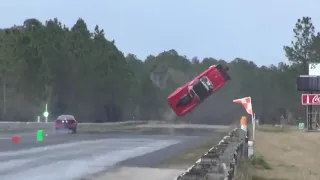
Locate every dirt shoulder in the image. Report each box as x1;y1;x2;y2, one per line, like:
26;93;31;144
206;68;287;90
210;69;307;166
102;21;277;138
91;167;185;180
245;125;320;180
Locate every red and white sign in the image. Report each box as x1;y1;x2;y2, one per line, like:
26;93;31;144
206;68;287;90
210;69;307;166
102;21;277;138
233;96;253;115
309;63;320;76
301;94;320;105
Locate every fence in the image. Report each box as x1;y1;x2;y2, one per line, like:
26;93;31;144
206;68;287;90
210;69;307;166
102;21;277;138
175;128;248;180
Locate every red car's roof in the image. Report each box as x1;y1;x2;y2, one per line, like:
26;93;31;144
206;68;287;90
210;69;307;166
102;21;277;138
57;115;75;120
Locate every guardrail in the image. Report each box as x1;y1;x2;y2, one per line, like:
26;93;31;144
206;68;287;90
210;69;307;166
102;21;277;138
175;128;248;180
0;121;146;131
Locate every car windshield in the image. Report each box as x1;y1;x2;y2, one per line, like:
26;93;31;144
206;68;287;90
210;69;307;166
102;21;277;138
57;115;75;120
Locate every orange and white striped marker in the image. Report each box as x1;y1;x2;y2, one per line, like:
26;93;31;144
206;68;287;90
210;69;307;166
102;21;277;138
233;96;255;140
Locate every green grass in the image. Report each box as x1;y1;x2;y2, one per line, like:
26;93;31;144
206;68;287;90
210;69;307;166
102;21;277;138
251;176;288;180
77;124;141;133
250;155;272;170
77;125;178;133
257;126;288;133
0;128;44;134
236;156;279;180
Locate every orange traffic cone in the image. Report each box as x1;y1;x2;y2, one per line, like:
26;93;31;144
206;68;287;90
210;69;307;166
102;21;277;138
240;116;248;131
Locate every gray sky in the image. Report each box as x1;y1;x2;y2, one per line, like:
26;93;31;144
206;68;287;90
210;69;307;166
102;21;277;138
2;0;320;66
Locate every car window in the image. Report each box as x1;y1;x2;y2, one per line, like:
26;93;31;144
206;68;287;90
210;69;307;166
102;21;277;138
190;89;196;97
200;76;213;90
57;115;75;120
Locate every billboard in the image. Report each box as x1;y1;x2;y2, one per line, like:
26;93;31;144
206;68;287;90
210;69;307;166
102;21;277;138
309;63;320;76
301;94;320;105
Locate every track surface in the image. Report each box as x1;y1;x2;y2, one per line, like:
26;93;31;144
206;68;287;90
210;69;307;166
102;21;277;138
0;130;224;180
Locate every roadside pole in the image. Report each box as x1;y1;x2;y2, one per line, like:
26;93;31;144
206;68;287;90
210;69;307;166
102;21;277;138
43;104;49;123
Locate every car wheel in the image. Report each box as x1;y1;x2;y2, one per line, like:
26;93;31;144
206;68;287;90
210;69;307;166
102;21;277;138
225;74;231;81
72;128;77;134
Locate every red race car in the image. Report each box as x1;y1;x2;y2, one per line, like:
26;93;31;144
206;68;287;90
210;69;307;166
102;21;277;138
54;115;78;134
167;64;230;116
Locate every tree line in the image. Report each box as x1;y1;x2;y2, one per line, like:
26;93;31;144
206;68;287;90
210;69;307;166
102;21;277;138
0;16;317;124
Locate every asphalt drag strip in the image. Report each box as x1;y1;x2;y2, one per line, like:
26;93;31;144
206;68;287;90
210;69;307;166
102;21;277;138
0;130;225;180
0;136;180;180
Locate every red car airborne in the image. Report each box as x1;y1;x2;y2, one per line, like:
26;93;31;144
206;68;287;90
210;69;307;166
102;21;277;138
167;64;230;116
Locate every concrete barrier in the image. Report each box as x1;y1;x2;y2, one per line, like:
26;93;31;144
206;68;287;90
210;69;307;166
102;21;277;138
174;128;248;180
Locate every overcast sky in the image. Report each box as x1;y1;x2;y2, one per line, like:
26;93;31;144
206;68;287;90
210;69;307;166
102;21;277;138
2;0;320;66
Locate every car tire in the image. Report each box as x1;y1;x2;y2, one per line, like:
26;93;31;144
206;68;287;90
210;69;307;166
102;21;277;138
225;74;231;81
224;66;229;71
223;66;231;81
71;128;77;134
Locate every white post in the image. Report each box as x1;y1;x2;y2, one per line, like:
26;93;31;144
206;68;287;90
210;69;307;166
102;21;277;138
251;114;255;141
37;116;40;123
45;104;48;123
249;114;255;157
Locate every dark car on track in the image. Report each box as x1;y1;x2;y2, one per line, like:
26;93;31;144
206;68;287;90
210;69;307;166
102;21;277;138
167;64;230;116
54;115;77;134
